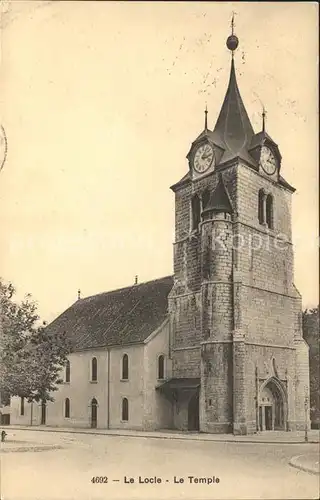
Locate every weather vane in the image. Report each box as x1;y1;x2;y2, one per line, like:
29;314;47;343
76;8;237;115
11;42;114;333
226;12;239;56
262;106;267;132
204;104;208;131
231;11;235;35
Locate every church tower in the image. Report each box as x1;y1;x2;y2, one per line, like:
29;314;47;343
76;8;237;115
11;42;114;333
167;21;310;434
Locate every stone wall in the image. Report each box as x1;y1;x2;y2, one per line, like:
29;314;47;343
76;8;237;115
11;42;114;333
169;292;201;349
236;164;292;239
240;286;300;345
172;348;200;378
200;341;233;433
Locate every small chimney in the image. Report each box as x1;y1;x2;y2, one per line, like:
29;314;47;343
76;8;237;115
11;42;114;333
77;289;81;300
134;275;138;285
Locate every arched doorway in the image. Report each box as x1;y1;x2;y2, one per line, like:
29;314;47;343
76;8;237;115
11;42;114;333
188;392;199;431
259;378;286;431
91;398;98;428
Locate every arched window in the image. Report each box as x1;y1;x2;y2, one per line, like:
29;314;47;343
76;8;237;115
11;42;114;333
20;397;24;416
191;194;201;230
65;360;70;383
122;398;129;421
91;398;98;428
258;189;265;225
91;357;97;382
122;354;128;380
202;189;210;212
158;355;165;380
266;194;274;229
65;398;70;418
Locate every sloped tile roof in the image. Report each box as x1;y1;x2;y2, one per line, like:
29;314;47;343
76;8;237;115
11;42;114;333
212;58;256;167
45;276;173;351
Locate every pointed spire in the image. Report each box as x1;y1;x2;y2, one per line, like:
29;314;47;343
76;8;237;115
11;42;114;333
213;56;254;160
202;173;233;215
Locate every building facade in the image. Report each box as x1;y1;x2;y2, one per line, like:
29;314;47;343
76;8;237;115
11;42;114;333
10;31;310;434
10;277;174;430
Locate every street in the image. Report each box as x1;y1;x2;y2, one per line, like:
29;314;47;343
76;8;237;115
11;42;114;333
1;430;319;499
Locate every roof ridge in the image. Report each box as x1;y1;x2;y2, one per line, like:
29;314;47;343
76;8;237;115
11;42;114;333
79;275;173;303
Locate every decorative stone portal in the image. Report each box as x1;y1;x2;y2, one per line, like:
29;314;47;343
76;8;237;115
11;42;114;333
258;377;287;431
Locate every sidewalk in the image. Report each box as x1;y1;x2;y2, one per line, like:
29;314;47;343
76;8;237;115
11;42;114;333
289;453;320;475
6;425;320;444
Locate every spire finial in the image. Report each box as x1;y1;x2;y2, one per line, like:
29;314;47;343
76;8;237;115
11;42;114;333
262;106;266;132
204;104;208;131
231;11;235;36
77;289;81;300
226;12;239;56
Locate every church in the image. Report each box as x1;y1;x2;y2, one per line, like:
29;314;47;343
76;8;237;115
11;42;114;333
10;28;310;435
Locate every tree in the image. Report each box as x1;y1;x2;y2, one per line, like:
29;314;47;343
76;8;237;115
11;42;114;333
302;306;319;428
0;278;72;404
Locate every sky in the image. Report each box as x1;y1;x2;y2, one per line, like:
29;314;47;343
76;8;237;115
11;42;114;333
0;1;318;322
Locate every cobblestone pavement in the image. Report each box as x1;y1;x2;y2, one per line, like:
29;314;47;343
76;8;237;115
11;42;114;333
1;430;319;499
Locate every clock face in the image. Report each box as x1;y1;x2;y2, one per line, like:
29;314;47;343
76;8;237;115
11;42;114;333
193;143;214;174
260;146;277;175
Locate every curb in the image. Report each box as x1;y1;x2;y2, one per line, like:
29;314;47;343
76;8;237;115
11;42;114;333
289;455;320;475
6;427;319;445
